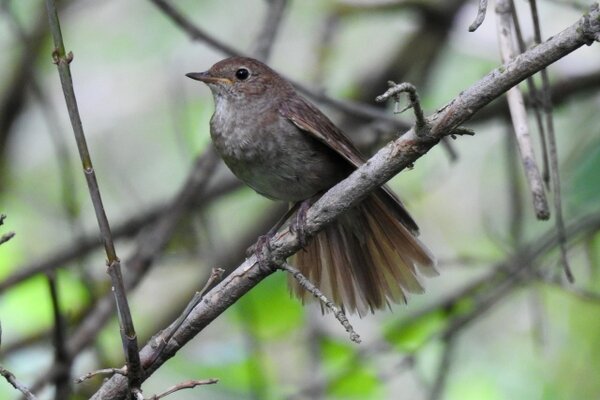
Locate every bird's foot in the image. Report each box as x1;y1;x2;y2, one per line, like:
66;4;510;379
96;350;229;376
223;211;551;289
289;199;311;247
250;232;277;273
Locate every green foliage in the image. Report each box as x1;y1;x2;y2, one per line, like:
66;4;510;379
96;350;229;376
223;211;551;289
192;357;274;397
230;273;303;339
321;337;382;399
385;310;446;352
567;142;600;212
0;275;53;337
384;297;474;352
543;287;600;399
447;374;503;400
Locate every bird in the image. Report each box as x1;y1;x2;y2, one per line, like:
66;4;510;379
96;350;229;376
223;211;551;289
187;56;437;315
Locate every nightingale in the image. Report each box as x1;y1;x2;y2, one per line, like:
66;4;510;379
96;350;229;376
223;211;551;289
187;56;437;315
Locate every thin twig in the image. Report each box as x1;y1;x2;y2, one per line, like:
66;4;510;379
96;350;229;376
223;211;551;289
280;263;361;343
376;81;427;130
509;0;550;185
147;268;225;364
469;0;489;32
0;366;38;400
495;0;550;220
44;0;143;393
528;0;574;283
76;367;128;384
147;379;219;400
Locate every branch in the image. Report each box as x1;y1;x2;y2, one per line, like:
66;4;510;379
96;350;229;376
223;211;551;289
0;366;38;400
90;5;600;398
495;0;550;220
469;0;489;32
279;262;361;343
147;379;218;400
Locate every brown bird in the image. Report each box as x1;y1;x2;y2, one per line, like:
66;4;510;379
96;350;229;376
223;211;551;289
187;56;437;315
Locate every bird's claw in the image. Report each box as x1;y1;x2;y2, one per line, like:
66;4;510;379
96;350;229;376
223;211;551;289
253;233;276;273
289;200;310;248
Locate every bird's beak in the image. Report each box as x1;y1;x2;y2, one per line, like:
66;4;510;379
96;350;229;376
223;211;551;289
186;71;231;85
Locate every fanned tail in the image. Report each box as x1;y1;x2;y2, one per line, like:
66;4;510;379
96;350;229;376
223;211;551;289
291;191;437;316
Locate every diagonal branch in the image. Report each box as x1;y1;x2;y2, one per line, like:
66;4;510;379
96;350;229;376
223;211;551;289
90;5;600;398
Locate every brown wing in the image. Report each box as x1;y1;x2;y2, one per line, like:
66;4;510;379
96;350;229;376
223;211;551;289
279;94;420;234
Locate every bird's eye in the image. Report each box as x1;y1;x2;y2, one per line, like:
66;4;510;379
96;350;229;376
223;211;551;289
235;68;250;80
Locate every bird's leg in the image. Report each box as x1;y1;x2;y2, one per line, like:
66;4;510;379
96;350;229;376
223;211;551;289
254;233;276;272
247;202;304;271
289;197;316;248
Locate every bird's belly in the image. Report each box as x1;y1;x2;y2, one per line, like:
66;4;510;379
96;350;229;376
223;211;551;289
214;130;346;202
227;159;320;201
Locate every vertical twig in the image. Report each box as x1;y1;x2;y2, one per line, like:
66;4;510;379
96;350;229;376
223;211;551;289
44;0;143;396
509;0;550;185
528;0;574;282
495;0;550;220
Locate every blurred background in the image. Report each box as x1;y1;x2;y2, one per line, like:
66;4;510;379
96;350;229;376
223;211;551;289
0;0;599;399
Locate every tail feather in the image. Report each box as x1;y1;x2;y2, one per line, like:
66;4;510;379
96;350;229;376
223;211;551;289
292;190;436;316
